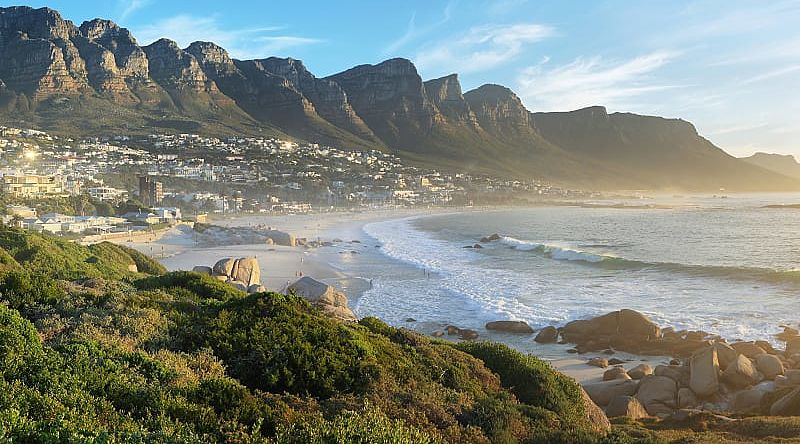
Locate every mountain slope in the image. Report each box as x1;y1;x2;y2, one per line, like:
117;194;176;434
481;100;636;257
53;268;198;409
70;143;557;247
534;107;799;191
0;5;796;191
741;152;800;179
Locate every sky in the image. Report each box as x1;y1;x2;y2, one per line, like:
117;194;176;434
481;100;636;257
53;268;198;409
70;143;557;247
5;0;800;157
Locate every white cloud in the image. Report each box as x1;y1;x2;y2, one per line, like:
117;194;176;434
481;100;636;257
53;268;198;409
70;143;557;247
516;51;680;111
383;1;458;55
118;0;151;22
133;15;321;59
740;64;800;86
415;23;554;75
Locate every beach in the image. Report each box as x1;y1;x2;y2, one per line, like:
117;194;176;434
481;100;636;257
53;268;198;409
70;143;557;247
105;198;800;385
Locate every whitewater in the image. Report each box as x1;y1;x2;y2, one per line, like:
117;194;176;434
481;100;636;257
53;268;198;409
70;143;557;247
351;195;800;353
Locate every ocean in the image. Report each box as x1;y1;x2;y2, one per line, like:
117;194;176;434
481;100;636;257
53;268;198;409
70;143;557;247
345;195;800;356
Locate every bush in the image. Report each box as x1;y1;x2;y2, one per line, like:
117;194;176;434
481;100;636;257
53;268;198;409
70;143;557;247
277;404;440;444
454;342;587;426
134;271;245;302
0;304;44;379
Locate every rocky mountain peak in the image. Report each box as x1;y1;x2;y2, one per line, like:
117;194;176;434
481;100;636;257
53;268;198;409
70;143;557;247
464;84;532;134
424;74;480;127
424;74;462;103
0;6;77;41
79;19;122;40
186;41;234;67
327;58;435;149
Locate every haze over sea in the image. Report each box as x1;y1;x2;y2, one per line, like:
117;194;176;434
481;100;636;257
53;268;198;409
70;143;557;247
347;194;800;355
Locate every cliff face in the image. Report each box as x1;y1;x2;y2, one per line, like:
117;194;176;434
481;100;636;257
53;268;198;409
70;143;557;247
0;5;796;191
327;58;438;149
424;74;479;127
0;7;89;97
464;84;535;140
260;57;377;141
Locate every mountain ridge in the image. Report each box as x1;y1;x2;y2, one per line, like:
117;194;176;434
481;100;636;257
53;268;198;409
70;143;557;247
0;5;796;191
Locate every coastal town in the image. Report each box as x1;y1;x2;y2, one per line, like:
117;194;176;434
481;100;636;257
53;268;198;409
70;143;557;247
0;125;595;237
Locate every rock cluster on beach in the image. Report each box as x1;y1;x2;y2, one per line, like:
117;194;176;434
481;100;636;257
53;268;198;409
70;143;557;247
193;257;266;293
192;224;306;248
283;276;357;322
565;310;800;419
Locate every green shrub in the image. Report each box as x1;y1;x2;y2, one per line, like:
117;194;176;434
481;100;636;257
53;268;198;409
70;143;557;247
277;404;440;444
0;304;43;379
454;342;587;426
134;271;245;302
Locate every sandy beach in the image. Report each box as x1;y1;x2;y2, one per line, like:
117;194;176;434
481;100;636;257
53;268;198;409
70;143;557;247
104;208;681;384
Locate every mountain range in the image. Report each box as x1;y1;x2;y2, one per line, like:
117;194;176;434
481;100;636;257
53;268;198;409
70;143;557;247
741;152;800;180
0;5;796;191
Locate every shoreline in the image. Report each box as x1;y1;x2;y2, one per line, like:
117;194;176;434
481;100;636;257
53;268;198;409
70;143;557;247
104;206;799;388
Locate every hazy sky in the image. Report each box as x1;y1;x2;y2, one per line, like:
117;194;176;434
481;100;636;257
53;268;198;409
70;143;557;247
9;0;800;157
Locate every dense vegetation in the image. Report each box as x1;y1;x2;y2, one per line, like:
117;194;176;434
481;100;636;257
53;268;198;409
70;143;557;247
2;226;794;443
0;226;621;443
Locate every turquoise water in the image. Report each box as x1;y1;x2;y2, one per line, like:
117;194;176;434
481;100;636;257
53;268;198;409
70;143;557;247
349;195;800;353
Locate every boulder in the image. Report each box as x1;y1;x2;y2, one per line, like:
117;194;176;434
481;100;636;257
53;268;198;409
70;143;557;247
485;320;534;334
603;366;631;381
459;329;479;341
731;341;767;358
732;387;768;413
588;357;609;368
212;258;235;276
690;347;720;397
628;364;654;380
583;379;639;406
479;233;502;242
127;264;138;272
230;257;261;287
721;354;760;388
445;325;461;335
248;284;267;293
579;387;612;433
228;280;248;292
285;276;356;322
618;309;661;338
192;265;213;275
776;325;799;342
534;326;559;343
787;337;800;356
655;365;688;386
606;396;649;419
432;330;444;338
770;387;800;416
712;342;738;370
785;369;800;385
265;238;274;245
636;375;678;417
677;388;698;409
213;275;228;281
755;353;785;380
264;230;296;247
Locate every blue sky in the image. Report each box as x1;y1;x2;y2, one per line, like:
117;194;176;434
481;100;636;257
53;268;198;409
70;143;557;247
7;0;800;156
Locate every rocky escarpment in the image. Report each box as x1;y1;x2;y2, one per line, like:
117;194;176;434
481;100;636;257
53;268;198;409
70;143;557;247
327;58;438;150
424;74;480;128
0;6;89;96
0;5;797;191
464;84;536;140
259;57;379;142
77;19;160;104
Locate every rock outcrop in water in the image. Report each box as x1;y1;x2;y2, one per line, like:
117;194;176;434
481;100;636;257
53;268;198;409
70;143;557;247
570;309;800;419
